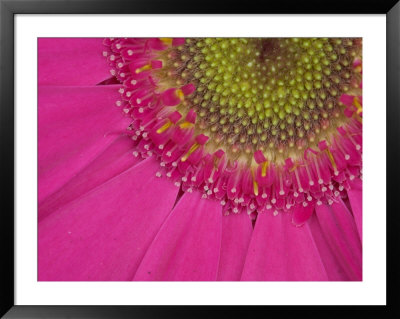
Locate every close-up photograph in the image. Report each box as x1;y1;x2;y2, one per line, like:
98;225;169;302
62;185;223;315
1;0;398;318
38;36;363;282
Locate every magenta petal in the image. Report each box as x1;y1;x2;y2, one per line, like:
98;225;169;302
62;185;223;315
39;38;110;86
38;157;179;281
39;136;140;221
241;211;328;281
339;94;354;107
217;212;253;281
347;178;362;240
161;88;181;106
308;213;351;280
292;202;315;226
134;191;222;281
315;201;362;280
172;38;186;46
38;85;131;203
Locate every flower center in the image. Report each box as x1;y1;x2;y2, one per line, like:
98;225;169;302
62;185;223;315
155;38;360;163
103;37;362;218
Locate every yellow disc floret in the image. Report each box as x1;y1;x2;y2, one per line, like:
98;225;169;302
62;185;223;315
155;38;361;163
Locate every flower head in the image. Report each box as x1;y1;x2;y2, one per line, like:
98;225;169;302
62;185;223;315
103;37;362;221
38;37;362;281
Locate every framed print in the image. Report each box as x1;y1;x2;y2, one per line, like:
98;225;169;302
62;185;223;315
1;0;399;317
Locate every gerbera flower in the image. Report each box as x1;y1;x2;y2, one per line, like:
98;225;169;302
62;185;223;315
38;37;362;281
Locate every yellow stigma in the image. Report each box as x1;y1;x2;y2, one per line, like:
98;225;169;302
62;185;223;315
353;97;362;114
261;161;269;177
179;121;194;129
325;148;337;171
252;169;259;196
156;121;172;134
176;89;185;101
181;143;200;162
135;64;152;74
160;38;173;45
289;163;300;173
253;180;259;196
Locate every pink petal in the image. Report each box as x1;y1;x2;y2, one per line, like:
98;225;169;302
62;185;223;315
307;212;351;280
180;83;196;95
133;191;222;281
315;201;362;281
38;157;179;281
217;212;253;281
339;94;354;107
347;178;362;240
38;85;131;203
39;38;110;86
161;88;181;106
292;202;315;226
39;136;140;221
241;211;329;281
172;38;186;46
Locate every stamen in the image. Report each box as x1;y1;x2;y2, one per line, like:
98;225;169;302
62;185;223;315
140;117;158;131
278;171;285;195
312;156;324;184
166;144;179;157
346;130;361;151
293;167;304;193
136;92;154;105
304;163;314;186
191;164;203;182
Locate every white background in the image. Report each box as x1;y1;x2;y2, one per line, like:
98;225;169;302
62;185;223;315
15;15;386;305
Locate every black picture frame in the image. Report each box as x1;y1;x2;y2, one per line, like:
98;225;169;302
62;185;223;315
1;0;399;317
